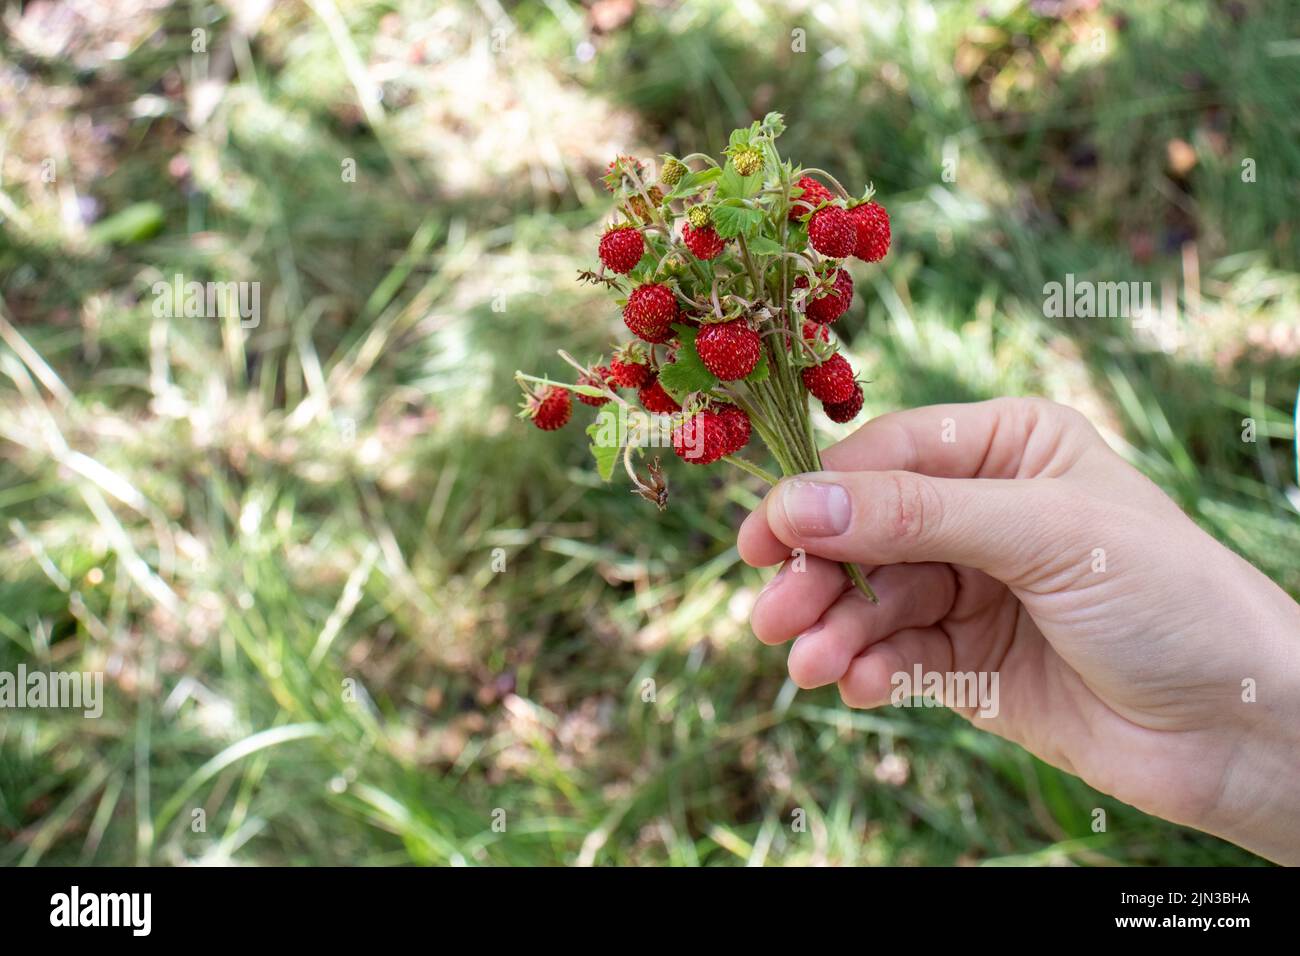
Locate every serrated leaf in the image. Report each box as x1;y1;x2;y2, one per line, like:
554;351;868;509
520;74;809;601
745;349;770;384
585;405;623;481
657;332;718;398
716;164;763;201
745;235;784;256
711;203;764;239
664;166;722;201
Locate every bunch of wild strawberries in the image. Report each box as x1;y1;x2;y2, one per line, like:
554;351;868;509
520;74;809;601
518;113;890;526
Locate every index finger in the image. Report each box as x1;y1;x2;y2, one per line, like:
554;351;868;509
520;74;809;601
820;397;1096;479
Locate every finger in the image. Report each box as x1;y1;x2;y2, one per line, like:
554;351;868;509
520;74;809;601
751;555;851;645
837;626;954;710
762;470;1083;586
820;397;1100;479
787;563;956;688
737;496;787;567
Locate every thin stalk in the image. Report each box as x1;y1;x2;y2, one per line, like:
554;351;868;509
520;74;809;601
722;455;778;485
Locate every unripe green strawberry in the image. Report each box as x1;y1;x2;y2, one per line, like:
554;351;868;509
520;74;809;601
730;144;763;177
660;156;688;187
686;204;713;230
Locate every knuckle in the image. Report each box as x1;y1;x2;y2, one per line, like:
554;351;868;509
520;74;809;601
880;472;941;547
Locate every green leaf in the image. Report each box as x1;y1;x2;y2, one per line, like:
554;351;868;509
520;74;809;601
745;235;784;256
585;405;623;481
716;164;763;201
664;166;721;201
87;202;164;246
745;349;770;384
658;327;719;398
711;203;764;239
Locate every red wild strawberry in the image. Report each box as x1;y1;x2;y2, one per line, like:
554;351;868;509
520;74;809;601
623;283;678;343
789;176;833;221
608;356;649;389
598;225;645;274
801;353;856;404
638;375;681;414
604;155;646;192
807;206;857;258
577;366;612;406
526;385;572;431
823;382;864;423
795;269;853;324
715;404;751;453
803;319;832;344
672;411;729;465
682;222;726;260
786;319;832;351
846;201;891;262
695;319;761;381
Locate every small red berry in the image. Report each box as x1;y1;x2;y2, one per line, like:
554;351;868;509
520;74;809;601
623;283;678;343
577;366;612;406
608;356;650;389
823;382;864;423
786;319;832;351
638;375;680;414
807;206;857;258
801;353;856;404
789;176;833;221
695;319;761;381
604;155;646;192
682;222;726;260
795;269;854;324
598;225;645;274
846;201;891;263
672;411;729;465
716;404;752;453
528;386;572;431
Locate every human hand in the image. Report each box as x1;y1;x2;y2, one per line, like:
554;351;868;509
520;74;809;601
739;398;1300;863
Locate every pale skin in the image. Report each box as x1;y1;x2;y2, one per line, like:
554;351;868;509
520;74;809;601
738;397;1300;864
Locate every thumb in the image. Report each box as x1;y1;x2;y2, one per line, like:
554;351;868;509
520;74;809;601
762;471;1086;585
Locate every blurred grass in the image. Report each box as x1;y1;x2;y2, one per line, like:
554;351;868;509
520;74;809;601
0;0;1295;866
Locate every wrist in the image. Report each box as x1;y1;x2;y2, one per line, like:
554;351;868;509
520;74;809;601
1198;597;1300;863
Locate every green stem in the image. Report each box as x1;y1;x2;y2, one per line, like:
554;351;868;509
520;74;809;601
722;455;779;485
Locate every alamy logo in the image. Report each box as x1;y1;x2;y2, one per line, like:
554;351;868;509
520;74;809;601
50;886;151;936
0;665;102;718
1042;273;1152;319
152;273;260;327
0;665;102;717
890;665;1000;718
